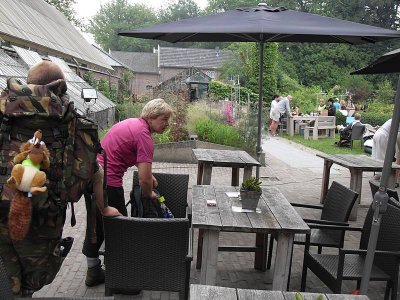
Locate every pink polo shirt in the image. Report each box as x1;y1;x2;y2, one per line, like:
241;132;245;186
97;118;153;187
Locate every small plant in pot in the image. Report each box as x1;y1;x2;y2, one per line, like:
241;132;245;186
240;176;262;210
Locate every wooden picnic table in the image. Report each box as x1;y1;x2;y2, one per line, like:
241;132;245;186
192;149;261;186
192;185;309;291
288;115;317;136
190;284;370;300
317;153;400;220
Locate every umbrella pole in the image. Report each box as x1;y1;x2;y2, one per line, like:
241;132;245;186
360;75;400;295
256;41;264;179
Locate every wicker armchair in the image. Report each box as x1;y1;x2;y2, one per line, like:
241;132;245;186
267;181;358;267
0;257;113;300
369;179;399;202
104;172;192;299
301;200;400;300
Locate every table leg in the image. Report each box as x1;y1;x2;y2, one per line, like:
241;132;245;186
320;160;333;203
196;229;204;269
202;163;213;185
200;230;220;285
254;233;267;271
232;167;239;186
243;166;253;182
272;231;294;291
197;163;204;185
349;169;362;221
289;118;294;136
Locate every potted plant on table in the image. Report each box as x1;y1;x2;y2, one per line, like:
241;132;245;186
240;176;262;210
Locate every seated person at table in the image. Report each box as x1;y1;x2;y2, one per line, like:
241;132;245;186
339;99;347;110
333;98;340;110
337;113;363;146
317;99;326;112
327;98;336;116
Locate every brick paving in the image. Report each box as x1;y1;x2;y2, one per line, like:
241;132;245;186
33;136;394;299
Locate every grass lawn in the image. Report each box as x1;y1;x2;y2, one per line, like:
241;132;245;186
283;133;367;155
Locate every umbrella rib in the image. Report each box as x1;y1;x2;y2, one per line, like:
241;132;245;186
332;35;355;45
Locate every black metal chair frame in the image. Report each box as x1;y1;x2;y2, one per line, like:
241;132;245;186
369;179;399;202
266;181;358;289
350;124;366;149
301;201;400;300
104;172;192;300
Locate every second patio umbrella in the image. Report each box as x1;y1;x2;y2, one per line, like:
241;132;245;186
120;3;400;177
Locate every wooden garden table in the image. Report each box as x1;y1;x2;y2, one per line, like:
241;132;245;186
190;284;370;300
317;153;400;220
191;185;309;291
192;149;261;186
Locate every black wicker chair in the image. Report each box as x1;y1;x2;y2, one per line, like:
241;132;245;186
350;124;365;149
369;179;399;202
0;257;114;300
267;181;358;268
103;172;192;300
301;200;400;300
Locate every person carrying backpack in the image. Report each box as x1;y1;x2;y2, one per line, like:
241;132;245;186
0;61;120;297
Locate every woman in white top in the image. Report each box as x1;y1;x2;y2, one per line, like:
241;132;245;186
270;95;280;136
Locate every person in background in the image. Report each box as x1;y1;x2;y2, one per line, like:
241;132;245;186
338;113;363;141
82;98;173;289
327;98;336;116
346;99;355;110
340;99;347;110
276;94;293;117
371;119;400;181
317;99;326;112
333;98;340;110
269;95;280;137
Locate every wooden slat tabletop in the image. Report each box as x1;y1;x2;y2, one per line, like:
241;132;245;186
263;187;310;233
190;284;237;300
316;153;400;171
192;149;261;167
192;186;309;234
190;285;370;300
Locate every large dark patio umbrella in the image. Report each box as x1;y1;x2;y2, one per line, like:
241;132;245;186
352;49;400;295
120;3;400;177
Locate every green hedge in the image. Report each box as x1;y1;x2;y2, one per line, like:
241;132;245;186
361;112;392;127
195;117;255;152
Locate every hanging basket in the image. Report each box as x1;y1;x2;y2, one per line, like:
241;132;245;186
240;190;262;210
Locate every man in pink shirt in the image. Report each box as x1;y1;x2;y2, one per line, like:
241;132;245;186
83;98;173;288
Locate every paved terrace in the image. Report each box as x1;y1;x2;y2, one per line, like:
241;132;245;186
34;136;390;299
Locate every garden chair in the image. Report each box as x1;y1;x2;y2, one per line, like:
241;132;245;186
350;124;365;149
369;179;399;202
103;172;192;300
266;181;358;288
0;257;114;300
301;200;400;300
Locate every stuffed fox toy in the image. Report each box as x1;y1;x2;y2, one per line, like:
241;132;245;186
7;130;50;240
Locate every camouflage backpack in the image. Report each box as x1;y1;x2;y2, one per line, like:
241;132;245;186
0;77;100;229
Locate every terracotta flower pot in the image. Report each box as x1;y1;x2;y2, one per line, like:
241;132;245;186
240;190;261;210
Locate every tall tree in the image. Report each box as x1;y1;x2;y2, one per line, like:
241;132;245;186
44;0;80;26
89;0;158;51
158;0;201;22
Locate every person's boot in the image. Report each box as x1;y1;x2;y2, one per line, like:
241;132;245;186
85;262;105;287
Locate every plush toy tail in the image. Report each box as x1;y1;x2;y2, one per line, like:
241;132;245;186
8;191;32;241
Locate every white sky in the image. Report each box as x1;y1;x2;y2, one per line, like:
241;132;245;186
73;0;208;20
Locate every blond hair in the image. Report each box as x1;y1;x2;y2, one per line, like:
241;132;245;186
141;98;173;119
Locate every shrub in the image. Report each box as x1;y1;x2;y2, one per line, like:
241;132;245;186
195;117;255;152
335;110;346;126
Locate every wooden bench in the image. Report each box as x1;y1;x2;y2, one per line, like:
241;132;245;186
304;116;336;140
